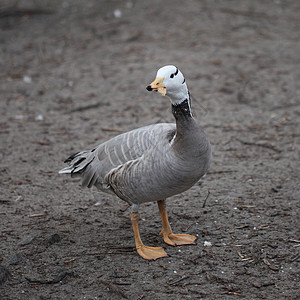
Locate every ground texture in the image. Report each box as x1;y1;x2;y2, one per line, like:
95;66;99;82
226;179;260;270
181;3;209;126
1;0;299;299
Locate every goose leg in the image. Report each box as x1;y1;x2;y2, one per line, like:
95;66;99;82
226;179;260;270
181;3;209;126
157;199;197;246
130;210;168;260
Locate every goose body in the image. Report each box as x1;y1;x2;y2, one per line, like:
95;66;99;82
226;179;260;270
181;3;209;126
59;65;211;260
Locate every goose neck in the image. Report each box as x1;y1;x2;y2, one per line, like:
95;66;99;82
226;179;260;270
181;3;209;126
171;98;193;121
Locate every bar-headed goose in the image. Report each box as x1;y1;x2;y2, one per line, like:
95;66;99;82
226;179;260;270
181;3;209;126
59;65;212;260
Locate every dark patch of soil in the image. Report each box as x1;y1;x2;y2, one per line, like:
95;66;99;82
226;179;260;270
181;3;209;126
1;0;299;299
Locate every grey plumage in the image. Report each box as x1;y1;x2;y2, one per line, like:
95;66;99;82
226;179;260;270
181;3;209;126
59;112;211;205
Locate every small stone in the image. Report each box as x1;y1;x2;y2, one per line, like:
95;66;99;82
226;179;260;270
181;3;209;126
60;284;73;292
48;233;61;245
23;75;32;84
18;236;36;246
35;114;44;121
2;253;23;266
0;266;10;285
113;9;122;18
268;264;279;271
252;281;262;288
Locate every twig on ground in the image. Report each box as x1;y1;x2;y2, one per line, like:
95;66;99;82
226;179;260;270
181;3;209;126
64;102;107;114
101;127;123;132
221;290;242;296
202;190;210;208
290;253;300;262
64;258;76;264
168;275;190;286
208;170;237;174
29;213;47;217
0;8;54;18
235;137;281;153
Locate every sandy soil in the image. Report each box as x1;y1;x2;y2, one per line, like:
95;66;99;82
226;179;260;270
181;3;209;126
1;0;299;299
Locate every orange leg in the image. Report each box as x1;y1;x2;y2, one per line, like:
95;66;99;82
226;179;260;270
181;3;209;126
157;199;197;246
130;212;168;260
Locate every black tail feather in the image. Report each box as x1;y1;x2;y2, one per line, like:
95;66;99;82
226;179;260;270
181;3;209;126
64;152;80;163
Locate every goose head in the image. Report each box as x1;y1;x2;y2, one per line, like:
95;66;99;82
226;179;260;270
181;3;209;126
146;65;189;105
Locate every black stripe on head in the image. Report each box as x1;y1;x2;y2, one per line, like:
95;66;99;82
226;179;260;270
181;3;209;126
182;78;185;84
170;67;179;79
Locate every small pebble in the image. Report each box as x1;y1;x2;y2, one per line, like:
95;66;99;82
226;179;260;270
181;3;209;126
0;266;10;285
113;9;122;18
18;236;36;246
2;253;23;266
60;284;73;292
35;114;44;121
23;75;32;84
48;233;61;245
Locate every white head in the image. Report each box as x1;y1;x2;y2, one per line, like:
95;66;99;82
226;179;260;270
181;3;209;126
147;65;189;105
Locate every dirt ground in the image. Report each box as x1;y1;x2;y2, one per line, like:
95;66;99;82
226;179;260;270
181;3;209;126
1;0;299;299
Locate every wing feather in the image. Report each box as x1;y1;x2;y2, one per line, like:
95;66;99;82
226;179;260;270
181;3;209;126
59;123;176;192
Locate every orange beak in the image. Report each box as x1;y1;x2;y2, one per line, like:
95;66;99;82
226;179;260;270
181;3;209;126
146;77;166;96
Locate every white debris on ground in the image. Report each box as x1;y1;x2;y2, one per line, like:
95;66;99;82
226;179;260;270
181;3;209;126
204;241;212;247
94;200;103;206
23;76;32;84
113;9;122;18
35;114;44;121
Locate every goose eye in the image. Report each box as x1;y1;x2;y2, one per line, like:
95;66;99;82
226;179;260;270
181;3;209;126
170;74;174;78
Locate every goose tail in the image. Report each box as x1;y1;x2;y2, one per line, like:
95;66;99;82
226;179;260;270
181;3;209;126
59;151;97;187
